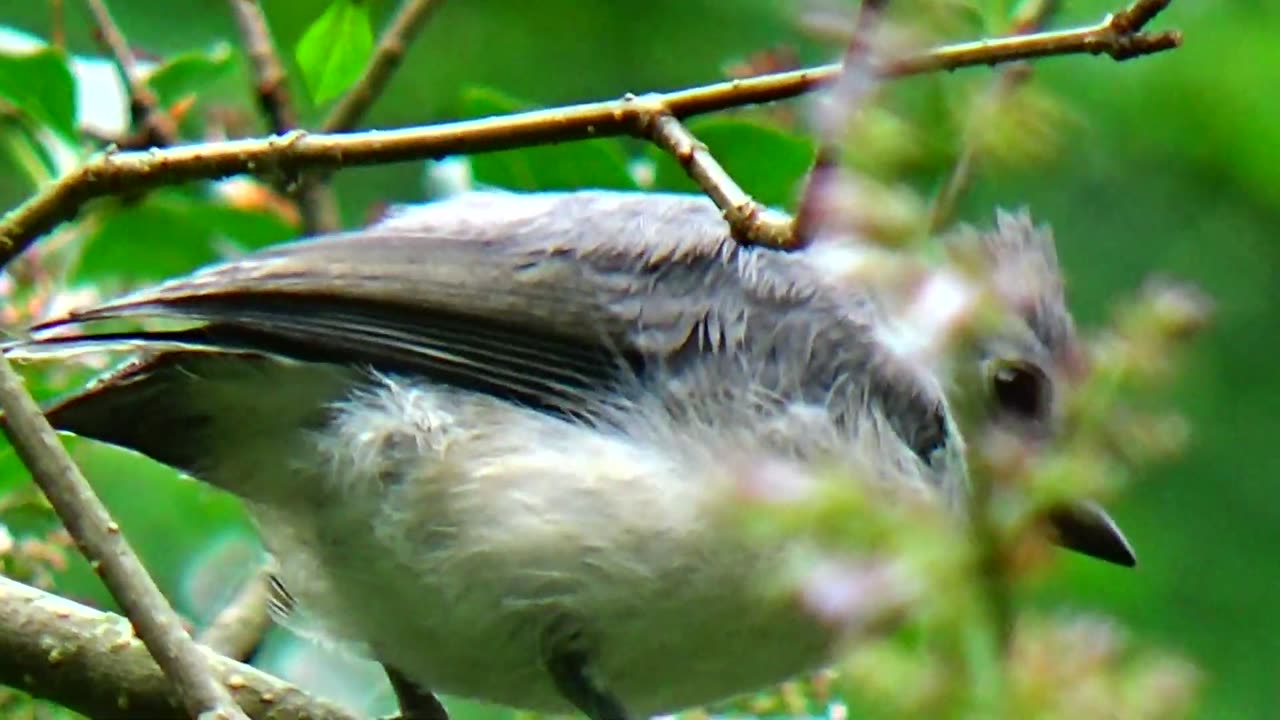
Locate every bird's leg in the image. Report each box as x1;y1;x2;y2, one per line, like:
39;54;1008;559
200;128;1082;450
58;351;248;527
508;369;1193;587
382;663;450;720
542;619;631;720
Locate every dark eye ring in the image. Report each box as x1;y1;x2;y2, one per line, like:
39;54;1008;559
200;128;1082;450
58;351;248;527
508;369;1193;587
991;362;1050;420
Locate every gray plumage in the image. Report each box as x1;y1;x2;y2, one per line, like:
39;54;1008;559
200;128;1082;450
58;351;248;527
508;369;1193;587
9;191;1131;718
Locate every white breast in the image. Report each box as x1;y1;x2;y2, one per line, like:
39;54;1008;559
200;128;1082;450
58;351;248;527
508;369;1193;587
248;375;839;715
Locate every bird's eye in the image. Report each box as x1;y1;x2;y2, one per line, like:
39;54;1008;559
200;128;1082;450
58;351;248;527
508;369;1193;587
991;362;1049;420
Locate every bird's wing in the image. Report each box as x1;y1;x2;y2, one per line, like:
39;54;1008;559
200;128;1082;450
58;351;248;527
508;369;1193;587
19;191;816;412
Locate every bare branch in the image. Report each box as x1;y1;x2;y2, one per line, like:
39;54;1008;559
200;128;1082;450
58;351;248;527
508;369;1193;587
226;0;297;134
322;0;446;134
197;570;273;661
638;105;794;248
1010;0;1062;35
821;0;887;135
84;0;179;147
790;147;839;248
0;359;250;719
0;574;357;720
889;0;1179;73
226;0;342;234
50;0;67;49
0;0;1180;266
791;0;889;248
1111;0;1175;37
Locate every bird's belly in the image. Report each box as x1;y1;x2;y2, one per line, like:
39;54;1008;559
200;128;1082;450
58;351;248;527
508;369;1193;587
259;501;834;716
248;380;840;714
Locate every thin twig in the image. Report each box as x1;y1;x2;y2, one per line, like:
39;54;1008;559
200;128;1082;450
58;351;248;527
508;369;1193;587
84;0;179;147
0;359;249;720
634;102;794;248
197;569;273;661
226;0;297;133
0;0;1180;265
50;0;66;49
0;574;356;720
791;0;889;248
889;0;1178;72
322;0;445;134
294;180;343;234
790;146;839;247
226;0;342;233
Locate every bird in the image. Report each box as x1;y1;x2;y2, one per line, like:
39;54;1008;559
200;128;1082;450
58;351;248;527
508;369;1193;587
8;190;1135;720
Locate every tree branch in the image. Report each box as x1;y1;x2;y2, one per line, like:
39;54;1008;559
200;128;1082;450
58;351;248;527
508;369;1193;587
197;569;273;662
84;0;179;147
0;0;1179;266
888;0;1178;73
321;0;446;134
0;360;249;719
0;574;356;720
791;0;889;249
226;0;341;234
226;0;297;134
633;104;794;248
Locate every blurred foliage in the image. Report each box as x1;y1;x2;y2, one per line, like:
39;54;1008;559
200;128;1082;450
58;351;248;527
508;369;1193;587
647;116;816;209
295;0;374;104
0;1;1275;719
462;87;637;191
0;46;76;144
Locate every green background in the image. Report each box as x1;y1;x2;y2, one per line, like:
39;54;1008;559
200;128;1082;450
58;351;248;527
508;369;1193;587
0;1;1276;718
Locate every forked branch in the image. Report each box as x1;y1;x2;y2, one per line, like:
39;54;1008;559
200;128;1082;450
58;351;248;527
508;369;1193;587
0;359;249;719
0;574;354;720
226;0;342;233
0;0;1179;264
84;0;179;147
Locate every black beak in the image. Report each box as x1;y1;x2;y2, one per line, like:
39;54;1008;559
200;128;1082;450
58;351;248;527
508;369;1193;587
1045;501;1137;568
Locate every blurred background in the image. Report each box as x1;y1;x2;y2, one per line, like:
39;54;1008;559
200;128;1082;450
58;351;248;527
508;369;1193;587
0;1;1275;718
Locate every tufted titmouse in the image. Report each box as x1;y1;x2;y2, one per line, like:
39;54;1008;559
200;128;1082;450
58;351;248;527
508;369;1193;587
11;191;1134;719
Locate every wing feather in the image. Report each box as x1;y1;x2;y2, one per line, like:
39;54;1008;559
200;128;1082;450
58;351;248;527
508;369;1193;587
23;192;816;412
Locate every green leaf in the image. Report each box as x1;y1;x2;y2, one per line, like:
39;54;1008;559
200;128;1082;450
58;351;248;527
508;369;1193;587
648;117;815;209
76;187;296;283
0;47;77;145
461;86;636;191
295;0;375;104
145;43;236;108
0;119;61;184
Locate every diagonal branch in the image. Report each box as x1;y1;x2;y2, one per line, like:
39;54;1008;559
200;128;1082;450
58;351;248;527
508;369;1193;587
226;0;342;234
632;102;794;248
226;0;298;133
0;0;1180;265
0;574;356;720
791;0;889;249
321;0;446;134
84;0;179;147
197;569;273;661
0;359;249;720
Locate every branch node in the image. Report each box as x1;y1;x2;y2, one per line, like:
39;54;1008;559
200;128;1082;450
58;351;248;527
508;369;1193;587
1111;0;1174;35
227;0;341;234
1109;29;1183;59
0;0;1183;265
85;0;180;148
